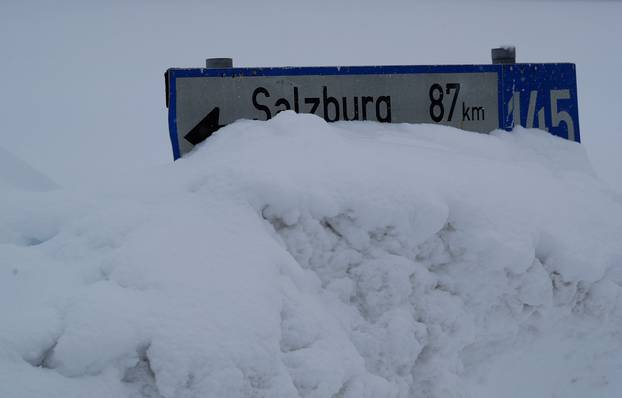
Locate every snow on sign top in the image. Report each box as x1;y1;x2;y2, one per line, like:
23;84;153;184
164;63;579;159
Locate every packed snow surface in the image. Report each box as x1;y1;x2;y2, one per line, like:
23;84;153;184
1;112;622;398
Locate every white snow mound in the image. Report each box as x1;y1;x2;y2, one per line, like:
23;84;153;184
0;146;57;193
1;111;621;398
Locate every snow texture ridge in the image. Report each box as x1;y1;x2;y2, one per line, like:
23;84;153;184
1;112;621;398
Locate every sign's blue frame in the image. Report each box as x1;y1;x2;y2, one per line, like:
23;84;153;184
167;63;579;160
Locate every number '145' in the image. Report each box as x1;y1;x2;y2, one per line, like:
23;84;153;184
508;89;575;141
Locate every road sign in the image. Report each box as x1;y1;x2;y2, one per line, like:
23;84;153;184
165;63;579;160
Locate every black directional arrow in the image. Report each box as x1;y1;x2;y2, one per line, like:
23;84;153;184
184;107;225;145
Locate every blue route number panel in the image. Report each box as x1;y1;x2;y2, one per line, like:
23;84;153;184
500;63;579;142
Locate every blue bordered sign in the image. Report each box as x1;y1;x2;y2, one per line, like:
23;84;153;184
165;63;579;160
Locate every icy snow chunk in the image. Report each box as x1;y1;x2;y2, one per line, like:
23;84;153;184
515;259;553;308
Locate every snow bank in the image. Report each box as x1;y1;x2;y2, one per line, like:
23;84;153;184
0;146;57;193
1;112;621;398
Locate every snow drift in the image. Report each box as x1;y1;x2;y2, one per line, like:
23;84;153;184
1;112;621;398
0;145;57;193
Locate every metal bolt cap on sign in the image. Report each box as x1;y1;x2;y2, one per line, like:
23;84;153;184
491;47;516;64
205;58;233;68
